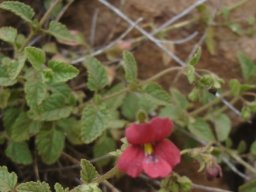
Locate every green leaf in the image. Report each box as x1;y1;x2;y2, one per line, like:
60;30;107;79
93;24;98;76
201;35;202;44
237;140;247;154
0;27;17;44
104;83;126;110
188;118;215;142
185;65;196;84
5;141;32;165
143;82;171;104
0;1;35;23
54;183;69;192
81;105;108;143
250;141;256;156
80;159;98;183
239;178;256;192
0;88;10;109
205;27;216;55
36;129;65;164
25;78;48;106
0;166;17;192
47;21;74;42
171;89;189;109
93;136;116;166
122;51;138;83
229;79;241;96
212;114;231;142
25;47;46;71
17;181;51;192
85;57;108;92
74;184;102;192
46;60;79;83
3;107;21;131
238;52;256;81
188;46;201;66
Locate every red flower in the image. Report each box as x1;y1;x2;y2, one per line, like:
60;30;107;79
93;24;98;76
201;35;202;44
117;117;181;178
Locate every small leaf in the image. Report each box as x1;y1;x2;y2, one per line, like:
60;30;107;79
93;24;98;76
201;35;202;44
0;166;17;192
239;178;256;192
47;21;74;42
25;47;46;71
185;65;196;84
188;118;215;142
0;27;17;44
54;183;69;192
17;181;51;192
238;52;256;81
93;136;116;166
36;129;65;164
0;1;35;23
212;114;231;142
0;88;10;109
171;89;189;109
85;57;108;92
80;159;98;183
237;140;247;154
122;51;138;83
46;60;79;83
81;105;108;143
5;141;33;165
188;46;202;66
229;79;241;96
143;82;171;104
205;27;216;55
250;141;256;156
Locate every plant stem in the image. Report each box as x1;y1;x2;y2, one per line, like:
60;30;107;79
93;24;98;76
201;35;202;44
92;166;119;183
39;0;62;26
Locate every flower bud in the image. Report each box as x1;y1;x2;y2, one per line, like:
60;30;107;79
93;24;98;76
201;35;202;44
205;162;223;181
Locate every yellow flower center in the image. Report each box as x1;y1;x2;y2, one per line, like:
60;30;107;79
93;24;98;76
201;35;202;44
144;143;154;155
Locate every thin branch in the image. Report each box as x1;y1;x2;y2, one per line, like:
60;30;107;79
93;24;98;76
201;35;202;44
56;0;75;21
154;0;209;34
192;183;233;192
90;8;99;46
158;31;198;45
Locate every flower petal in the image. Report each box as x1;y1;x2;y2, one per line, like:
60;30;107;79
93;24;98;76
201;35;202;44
142;155;172;178
126;117;173;144
155;139;181;168
117;145;144;177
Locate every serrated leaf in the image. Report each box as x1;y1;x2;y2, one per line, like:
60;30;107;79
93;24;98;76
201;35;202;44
212;114;231;141
188;118;215;142
80;159;98;183
93;136;116;167
81;105;108;143
0;1;35;23
25;47;46;70
121;92;158;120
0;166;17;192
5;141;32;165
74;183;102;192
143;82;171;104
104;83;126;110
238;52;256;81
171;89;189;109
188;46;201;66
122;51;138;83
54;183;69;192
239;178;256;192
36;129;65;164
0;27;17;44
85;57;108;91
47;21;74;42
25;78;48;106
46;60;79;83
3;107;21;131
185;65;195;84
0;88;10;109
17;181;51;192
229;79;241;96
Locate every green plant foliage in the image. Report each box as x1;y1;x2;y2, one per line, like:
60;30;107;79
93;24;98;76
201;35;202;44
0;27;17;44
122;51;138;84
35;129;65;164
212;113;231;142
250;141;256;156
188;118;215;142
238;52;256;81
0;88;10;109
0;1;35;23
188;46;202;66
25;47;46;71
46;60;79;83
54;183;69;192
80;159;98;183
47;21;74;42
81;105;108;143
239;178;256;192
85;57;108;92
16;181;51;192
0;166;17;192
5;141;33;165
